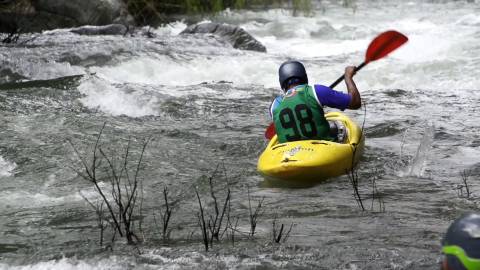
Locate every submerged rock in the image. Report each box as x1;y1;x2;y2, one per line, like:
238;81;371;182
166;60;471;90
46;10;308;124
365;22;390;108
0;0;132;33
181;22;266;53
70;24;128;36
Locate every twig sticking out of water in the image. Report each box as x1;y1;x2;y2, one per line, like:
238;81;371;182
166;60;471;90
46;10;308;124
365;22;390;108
457;170;472;198
248;186;265;237
79;192;109;247
272;214;294;244
346;101;367;211
346;140;365;211
226;216;240;247
370;170;385;212
194;165;232;251
346;165;365;211
153;186;174;242
195;187;209;251
207;176;231;244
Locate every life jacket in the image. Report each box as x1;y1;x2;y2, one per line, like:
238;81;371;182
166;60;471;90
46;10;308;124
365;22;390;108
273;85;331;143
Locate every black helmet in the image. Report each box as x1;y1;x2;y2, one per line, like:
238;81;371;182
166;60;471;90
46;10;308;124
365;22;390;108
442;213;480;270
278;60;308;90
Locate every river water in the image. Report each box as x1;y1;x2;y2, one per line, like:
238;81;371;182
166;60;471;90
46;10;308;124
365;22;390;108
1;0;480;269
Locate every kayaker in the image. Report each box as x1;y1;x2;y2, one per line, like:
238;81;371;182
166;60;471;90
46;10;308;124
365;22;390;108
270;60;361;143
441;213;480;270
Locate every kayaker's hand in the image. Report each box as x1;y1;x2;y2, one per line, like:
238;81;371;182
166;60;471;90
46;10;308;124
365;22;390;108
345;66;357;79
344;65;361;109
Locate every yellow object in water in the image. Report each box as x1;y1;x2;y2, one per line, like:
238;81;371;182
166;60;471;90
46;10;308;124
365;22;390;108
257;112;364;186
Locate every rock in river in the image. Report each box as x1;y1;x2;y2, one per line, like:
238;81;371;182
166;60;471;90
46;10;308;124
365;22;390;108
0;0;132;33
70;24;128;36
181;22;267;53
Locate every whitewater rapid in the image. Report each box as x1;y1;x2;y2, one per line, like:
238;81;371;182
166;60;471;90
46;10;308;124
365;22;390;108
66;0;480;124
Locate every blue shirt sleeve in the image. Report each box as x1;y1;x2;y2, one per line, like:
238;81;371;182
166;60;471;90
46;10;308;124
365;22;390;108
269;96;283;119
313;84;351;110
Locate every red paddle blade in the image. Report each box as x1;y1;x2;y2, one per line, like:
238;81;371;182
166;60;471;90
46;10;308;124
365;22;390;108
365;30;408;63
264;123;275;139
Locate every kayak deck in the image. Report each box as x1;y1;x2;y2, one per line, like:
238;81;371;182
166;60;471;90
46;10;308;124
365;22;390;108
257;112;364;185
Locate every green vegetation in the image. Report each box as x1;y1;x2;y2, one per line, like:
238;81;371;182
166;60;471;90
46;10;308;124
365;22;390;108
122;0;314;25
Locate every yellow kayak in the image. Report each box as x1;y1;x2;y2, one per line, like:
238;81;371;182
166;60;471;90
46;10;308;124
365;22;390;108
257;112;364;186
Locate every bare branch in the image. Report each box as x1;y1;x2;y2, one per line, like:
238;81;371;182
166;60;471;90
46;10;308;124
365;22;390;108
195;187;209;251
248;186;264;237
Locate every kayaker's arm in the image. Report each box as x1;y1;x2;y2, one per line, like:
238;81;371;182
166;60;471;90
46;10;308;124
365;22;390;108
345;66;361;109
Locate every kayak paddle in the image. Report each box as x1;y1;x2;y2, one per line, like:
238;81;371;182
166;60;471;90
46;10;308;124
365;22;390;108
264;30;408;140
328;30;408;88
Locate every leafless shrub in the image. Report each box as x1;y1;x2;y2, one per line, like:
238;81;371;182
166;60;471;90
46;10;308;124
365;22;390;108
68;123;150;246
207;179;231;243
347;165;387;212
457;170;471;198
194;165;232;251
220;177;241;247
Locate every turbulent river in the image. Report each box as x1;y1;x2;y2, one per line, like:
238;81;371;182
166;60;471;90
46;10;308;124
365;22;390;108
1;0;480;269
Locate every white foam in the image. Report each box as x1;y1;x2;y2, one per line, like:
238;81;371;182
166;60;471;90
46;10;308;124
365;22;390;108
0;184;106;209
1;56;85;81
1;191;78;208
154;21;188;36
90;55;280;88
455;13;480;26
78;77;159;117
0;252;262;270
447;146;480;167
262;37;367;58
0;257;126;270
391;34;450;63
0;156;16;177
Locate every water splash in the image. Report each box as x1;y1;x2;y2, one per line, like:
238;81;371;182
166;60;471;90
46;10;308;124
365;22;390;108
405;123;435;177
